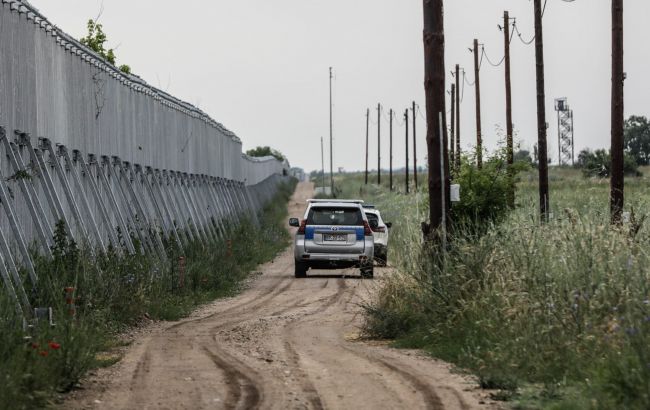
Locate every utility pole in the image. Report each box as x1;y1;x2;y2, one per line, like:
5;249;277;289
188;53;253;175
455;64;461;172
611;0;624;224
365;108;369;185
473;39;483;169
321;137;325;190
390;109;394;191
377;104;382;185
405;109;410;194
412;101;418;190
329;67;334;195
422;0;449;240
450;83;455;170
533;0;549;222
504;11;515;208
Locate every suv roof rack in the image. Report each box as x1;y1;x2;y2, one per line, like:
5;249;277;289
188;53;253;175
362;205;376;209
307;199;364;204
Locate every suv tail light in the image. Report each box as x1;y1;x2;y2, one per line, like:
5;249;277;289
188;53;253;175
363;220;373;236
373;226;386;233
298;219;307;235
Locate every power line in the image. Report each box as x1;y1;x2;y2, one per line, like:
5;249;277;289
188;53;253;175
481;46;505;67
513;22;535;45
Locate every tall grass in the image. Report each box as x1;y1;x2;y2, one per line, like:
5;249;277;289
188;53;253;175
353;168;650;409
0;179;296;409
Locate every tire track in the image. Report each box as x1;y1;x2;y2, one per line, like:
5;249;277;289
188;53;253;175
341;345;449;410
279;279;350;410
202;346;262;410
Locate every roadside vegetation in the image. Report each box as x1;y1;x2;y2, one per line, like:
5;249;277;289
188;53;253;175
343;145;650;408
0;179;296;409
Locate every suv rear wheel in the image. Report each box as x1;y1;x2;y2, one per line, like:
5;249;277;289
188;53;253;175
360;263;374;279
375;249;388;267
295;261;308;278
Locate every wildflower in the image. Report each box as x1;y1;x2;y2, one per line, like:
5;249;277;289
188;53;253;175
39;351;49;357
48;341;61;350
30;342;39;350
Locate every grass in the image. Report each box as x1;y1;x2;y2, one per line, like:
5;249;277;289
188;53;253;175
338;166;650;409
0;179;296;409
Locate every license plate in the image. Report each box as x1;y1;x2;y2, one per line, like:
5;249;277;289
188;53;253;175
324;234;347;242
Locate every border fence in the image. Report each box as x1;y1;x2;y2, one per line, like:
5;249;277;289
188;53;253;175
0;1;292;320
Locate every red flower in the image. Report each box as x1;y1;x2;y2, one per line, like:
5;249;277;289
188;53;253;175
39;351;49;357
48;341;61;350
31;342;39;350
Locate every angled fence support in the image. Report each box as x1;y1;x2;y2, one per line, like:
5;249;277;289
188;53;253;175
42;139;92;248
162;170;195;243
0;169;38;287
205;176;227;239
0;228;31;318
74;151;121;253
179;173;209;242
60;146;107;254
151;169;187;247
2;129;54;258
122;162;167;262
108;157;150;254
19;135;74;240
93;154;136;254
141;166;183;250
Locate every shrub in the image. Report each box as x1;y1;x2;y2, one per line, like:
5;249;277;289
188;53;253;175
451;151;528;230
577;148;641;178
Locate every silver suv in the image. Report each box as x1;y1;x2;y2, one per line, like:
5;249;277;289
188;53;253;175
289;200;375;278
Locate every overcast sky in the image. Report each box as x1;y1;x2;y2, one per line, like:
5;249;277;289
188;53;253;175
28;0;650;173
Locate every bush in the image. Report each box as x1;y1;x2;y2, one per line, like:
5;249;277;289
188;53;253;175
451;151;528;230
577;148;641;178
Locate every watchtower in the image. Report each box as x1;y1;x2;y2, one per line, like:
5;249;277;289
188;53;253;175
554;98;575;166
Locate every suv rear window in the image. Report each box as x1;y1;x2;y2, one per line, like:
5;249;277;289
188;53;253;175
365;213;379;229
307;207;363;226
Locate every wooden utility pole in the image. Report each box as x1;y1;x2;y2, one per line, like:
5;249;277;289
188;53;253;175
611;0;625;224
450;83;455;169
533;0;549;222
321;137;325;189
329;67;334;194
365;108;369;185
412;101;418;190
405;109;410;194
377;104;382;185
422;0;449;240
473;39;483;169
390;109;394;191
455;64;461;172
504;11;515;208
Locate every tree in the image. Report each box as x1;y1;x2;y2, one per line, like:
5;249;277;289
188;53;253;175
80;19;131;74
245;146;285;162
624;115;650;165
577;148;640;178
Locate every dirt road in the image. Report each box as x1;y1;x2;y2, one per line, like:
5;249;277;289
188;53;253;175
66;182;496;410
